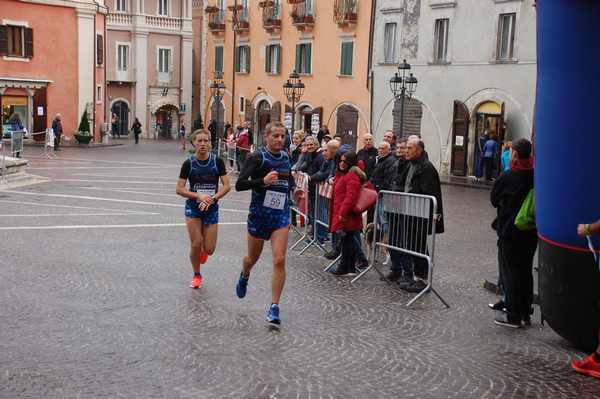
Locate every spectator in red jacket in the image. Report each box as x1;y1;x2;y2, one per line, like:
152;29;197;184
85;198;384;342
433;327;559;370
236;127;251;170
329;151;367;276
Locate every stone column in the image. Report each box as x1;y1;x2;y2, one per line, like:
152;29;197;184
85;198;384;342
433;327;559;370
181;35;194;131
76;8;96;126
26;89;35;135
134;30;149;137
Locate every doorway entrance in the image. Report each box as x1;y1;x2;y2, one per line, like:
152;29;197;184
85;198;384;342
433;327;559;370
336;104;359;150
472;101;505;179
111;101;130;137
256;100;271;147
155;104;179;139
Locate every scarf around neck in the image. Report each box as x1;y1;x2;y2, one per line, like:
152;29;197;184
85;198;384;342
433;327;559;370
510;157;534;172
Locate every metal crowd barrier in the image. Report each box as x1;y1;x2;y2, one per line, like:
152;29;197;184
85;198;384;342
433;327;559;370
352;190;450;308
289;171;312;252
217;139;237;174
315;181;342;271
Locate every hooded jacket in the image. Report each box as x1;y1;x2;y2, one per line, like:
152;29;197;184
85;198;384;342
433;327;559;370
330;166;367;232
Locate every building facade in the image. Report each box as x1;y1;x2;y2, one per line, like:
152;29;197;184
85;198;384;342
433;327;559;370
370;0;536;176
200;0;373;148
0;0;107;140
105;0;193;139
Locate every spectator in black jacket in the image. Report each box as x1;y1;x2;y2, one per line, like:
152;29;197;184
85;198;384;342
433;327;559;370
383;130;397;154
388;138;444;292
490;138;536;328
371;141;397;192
357;133;378;179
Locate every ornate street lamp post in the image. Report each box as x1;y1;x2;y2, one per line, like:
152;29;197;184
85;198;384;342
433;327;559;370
390;59;418;139
209;71;226;142
283;70;305;132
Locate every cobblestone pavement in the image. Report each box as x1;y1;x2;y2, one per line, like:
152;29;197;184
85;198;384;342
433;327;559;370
1;142;599;399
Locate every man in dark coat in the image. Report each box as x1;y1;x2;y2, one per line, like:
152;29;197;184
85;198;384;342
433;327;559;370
51;114;63;150
357;133;378;179
387;138;444;292
367;141;397;225
490;138;536;328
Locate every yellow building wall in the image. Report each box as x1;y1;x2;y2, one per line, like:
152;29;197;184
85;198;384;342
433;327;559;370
203;0;372;143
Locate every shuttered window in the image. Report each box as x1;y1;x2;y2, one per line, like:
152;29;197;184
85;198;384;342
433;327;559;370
215;45;224;72
295;43;311;74
265;44;280;74
0;26;33;58
96;34;103;65
235;45;251;73
340;41;353;76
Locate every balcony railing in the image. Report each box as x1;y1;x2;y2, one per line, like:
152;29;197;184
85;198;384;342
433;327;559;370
333;0;358;26
145;15;182;30
206;7;226;32
260;1;281;32
107;12;133;25
290;0;314;29
233;6;250;32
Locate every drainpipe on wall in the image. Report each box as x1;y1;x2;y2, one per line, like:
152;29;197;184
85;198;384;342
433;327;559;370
93;2;98;141
367;0;377;134
231;0;238;126
179;0;184;135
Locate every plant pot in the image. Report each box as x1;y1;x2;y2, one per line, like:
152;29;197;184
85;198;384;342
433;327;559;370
345;12;357;22
304;15;314;23
75;134;92;145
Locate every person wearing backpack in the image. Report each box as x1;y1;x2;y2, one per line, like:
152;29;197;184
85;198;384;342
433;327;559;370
490;138;537;328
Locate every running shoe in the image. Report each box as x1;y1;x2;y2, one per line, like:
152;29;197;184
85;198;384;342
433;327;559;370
266;304;281;324
572;353;600;379
199;251;209;264
236;273;249;298
190;274;202;289
493;313;521;329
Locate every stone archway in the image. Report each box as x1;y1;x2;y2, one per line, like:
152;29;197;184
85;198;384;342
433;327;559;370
110;100;130;137
155;104;179;139
256;100;271;147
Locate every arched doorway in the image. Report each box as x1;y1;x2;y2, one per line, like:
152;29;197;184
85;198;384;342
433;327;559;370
296;105;313;134
336;104;359;149
256;100;271;147
155;104;179;139
111;101;129;137
471;101;505;179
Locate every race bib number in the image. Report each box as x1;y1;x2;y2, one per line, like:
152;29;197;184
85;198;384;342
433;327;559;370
263;190;287;210
197;189;215;196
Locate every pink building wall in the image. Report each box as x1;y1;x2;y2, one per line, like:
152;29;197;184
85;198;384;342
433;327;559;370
0;0;79;134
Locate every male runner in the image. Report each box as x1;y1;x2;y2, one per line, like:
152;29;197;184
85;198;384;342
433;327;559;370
235;122;295;324
176;129;231;289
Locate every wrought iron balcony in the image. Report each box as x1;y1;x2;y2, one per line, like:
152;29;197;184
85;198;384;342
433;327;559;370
232;4;250;32
290;0;314;30
333;0;358;27
206;5;226;32
260;1;281;32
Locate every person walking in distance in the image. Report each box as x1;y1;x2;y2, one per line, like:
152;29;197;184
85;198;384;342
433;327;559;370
51;114;63;150
131;117;142;145
234;122;298;324
179;124;187;151
111;113;120;138
176;130;231;289
571;218;600;379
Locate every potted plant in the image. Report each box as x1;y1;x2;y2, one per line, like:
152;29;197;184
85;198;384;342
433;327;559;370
304;14;314;23
75;110;93;145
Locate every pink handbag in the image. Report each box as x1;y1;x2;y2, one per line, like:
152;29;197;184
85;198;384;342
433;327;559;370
353;185;377;213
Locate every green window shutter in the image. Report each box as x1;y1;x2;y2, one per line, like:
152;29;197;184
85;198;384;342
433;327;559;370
276;45;281;74
245;46;251;73
265;45;271;73
96;34;102;65
295;44;301;73
341;42;353;75
306;43;312;74
215;46;223;72
235;46;240;73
